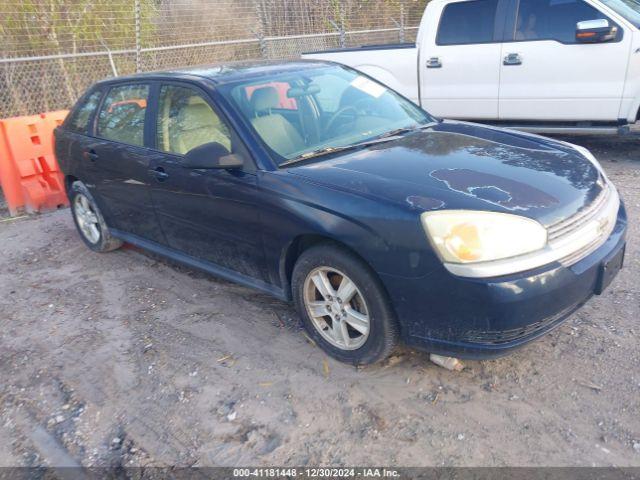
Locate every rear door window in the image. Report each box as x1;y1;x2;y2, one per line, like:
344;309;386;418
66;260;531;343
97;84;150;147
437;0;500;45
66;90;102;134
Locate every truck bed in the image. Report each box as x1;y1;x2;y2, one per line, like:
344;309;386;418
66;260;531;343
302;44;419;105
303;42;416;55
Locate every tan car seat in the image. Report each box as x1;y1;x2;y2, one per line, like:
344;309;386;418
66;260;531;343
172;96;232;155
250;87;305;157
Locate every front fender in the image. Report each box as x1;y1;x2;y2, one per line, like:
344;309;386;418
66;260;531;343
258;171;439;295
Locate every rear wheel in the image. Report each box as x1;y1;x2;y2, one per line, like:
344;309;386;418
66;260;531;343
292;244;398;365
69;181;122;253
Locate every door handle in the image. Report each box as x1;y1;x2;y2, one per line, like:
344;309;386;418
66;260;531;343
152;166;169;182
426;57;442;69
84;149;99;162
504;53;522;66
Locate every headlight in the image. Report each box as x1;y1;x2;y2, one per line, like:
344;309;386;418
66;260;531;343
421;210;547;264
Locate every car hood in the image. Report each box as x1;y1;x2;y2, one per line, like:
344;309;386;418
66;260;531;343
286;121;605;227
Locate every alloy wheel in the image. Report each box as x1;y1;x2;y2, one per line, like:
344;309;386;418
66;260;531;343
73;194;101;244
303;267;370;350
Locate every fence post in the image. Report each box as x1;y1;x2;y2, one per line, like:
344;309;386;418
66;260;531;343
392;4;406;43
339;1;346;48
329;1;346;49
135;0;142;72
254;0;268;58
99;39;119;77
400;3;406;43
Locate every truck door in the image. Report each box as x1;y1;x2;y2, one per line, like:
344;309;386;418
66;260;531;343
498;0;632;121
419;0;508;119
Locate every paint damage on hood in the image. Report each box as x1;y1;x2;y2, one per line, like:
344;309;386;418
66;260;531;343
287;121;604;226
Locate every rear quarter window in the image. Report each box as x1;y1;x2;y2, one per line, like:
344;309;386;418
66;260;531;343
65;90;103;134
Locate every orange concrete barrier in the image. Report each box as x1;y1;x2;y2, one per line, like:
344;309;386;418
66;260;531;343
0;110;69;216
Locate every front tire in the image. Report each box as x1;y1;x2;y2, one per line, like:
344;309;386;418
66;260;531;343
69;181;122;253
292;243;399;365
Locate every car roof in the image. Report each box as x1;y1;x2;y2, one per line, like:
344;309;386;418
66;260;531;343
93;59;334;87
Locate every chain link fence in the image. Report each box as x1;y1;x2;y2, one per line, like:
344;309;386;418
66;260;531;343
0;0;428;118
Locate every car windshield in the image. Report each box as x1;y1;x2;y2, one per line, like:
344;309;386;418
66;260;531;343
601;0;640;27
219;65;434;165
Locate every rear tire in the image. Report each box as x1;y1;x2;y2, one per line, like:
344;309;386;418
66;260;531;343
69;181;122;253
292;243;399;365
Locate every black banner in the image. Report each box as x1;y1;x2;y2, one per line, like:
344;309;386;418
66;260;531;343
0;468;639;480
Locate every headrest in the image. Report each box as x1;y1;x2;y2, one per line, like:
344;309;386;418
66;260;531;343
251;86;279;113
187;95;208;106
180;103;218;129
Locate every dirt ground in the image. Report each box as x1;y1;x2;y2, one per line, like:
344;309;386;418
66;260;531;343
0;136;639;468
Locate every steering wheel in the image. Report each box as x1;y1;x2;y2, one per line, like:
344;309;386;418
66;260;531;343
324;105;359;137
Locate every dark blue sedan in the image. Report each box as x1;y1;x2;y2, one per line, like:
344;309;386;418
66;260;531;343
54;61;627;364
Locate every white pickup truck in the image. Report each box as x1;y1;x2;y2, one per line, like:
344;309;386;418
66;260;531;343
303;0;640;135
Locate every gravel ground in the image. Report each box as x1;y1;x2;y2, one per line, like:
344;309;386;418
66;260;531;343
0;136;638;468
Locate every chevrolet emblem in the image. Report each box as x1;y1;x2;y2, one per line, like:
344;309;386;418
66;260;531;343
597;217;609;236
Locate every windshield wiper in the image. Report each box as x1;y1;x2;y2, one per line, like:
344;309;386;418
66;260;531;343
378;122;438;139
375;126;422;139
279;122;437;168
279;136;401;167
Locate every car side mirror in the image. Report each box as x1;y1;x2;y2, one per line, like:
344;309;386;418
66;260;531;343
183;142;243;170
576;19;618;43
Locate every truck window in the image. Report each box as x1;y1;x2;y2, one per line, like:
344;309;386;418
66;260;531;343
97;84;149;147
437;0;499;45
66;90;102;135
515;0;613;43
156;85;232;155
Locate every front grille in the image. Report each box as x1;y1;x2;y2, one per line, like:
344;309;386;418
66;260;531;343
548;183;610;242
545;180;619;268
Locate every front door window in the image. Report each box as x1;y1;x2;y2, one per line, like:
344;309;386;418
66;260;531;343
156;85;232;155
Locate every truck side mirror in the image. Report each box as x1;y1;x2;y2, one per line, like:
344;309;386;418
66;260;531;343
183;142;243;170
576;19;618;43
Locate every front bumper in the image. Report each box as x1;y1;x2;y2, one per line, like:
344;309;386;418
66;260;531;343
380;203;628;360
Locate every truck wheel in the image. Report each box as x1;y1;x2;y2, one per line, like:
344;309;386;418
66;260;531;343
292;243;399;365
69;181;122;253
